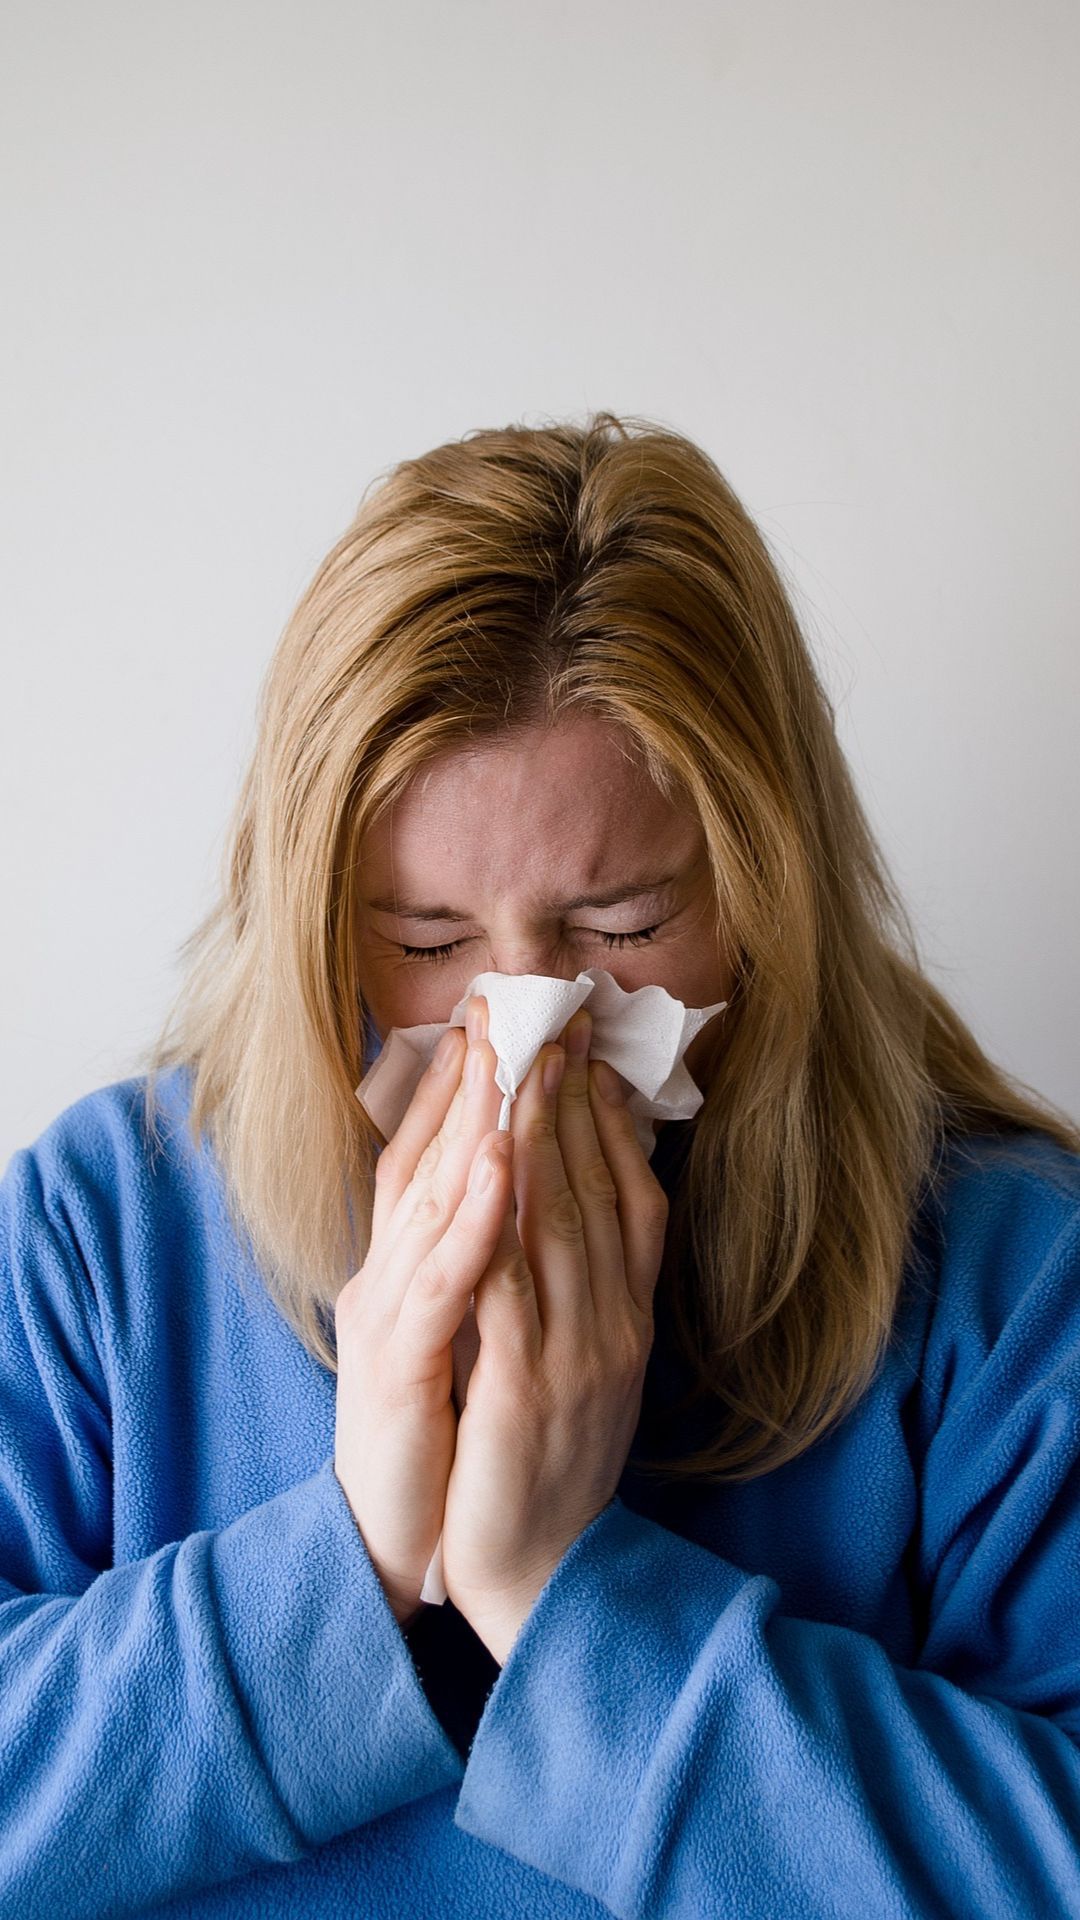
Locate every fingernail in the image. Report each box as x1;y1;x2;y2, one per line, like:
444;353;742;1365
467;1045;486;1088
432;1030;458;1073
592;1058;626;1105
566;1010;592;1058
543;1046;565;1095
469;1147;496;1195
469;1133;511;1196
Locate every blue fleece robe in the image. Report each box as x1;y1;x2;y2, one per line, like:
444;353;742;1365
2;1062;1080;1918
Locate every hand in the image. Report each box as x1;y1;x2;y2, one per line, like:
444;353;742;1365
439;1001;670;1662
332;998;512;1627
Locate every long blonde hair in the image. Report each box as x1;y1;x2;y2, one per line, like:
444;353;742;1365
140;410;1080;1484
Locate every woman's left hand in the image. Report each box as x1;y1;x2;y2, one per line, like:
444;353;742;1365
439;1000;670;1664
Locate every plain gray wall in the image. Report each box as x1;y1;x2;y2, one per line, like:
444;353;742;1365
3;0;1078;1165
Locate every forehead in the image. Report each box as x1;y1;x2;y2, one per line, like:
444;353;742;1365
362;717;703;899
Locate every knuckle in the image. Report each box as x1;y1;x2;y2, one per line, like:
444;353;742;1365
524;1110;558;1147
615;1323;649;1378
579;1156;619;1210
415;1247;457;1297
571;1326;639;1394
641;1185;670;1237
410;1183;447;1227
548;1187;584;1241
495;1246;534;1294
415;1138;443;1180
561;1067;592;1105
373;1144;400;1186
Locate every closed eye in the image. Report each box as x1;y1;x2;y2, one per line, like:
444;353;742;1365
397;924;664;965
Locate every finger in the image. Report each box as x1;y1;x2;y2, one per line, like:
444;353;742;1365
369;1022;466;1245
395;1127;517;1371
369;995;503;1276
470;1147;542;1367
585;1056;670;1320
507;1023;605;1344
551;1007;629;1324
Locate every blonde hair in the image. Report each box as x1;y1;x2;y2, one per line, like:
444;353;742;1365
140;410;1080;1485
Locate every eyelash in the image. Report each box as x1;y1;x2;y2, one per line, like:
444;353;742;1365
397;924;664;965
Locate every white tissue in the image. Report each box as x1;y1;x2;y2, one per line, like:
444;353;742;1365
353;966;728;1606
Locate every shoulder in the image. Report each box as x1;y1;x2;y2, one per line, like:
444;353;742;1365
4;1063;198;1215
0;1065;231;1416
911;1126;1080;1421
932;1121;1080;1214
926;1126;1080;1311
1;1065;203;1321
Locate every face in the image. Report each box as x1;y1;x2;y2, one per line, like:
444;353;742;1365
356;714;737;1095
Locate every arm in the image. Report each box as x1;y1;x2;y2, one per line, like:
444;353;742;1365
454;1208;1080;1919
0;1145;463;1920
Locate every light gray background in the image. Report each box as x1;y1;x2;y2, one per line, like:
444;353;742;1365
3;0;1078;1164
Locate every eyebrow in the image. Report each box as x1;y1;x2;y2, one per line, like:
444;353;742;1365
365;869;687;923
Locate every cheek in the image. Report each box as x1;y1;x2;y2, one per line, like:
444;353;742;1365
357;956;463;1043
670;911;738;1007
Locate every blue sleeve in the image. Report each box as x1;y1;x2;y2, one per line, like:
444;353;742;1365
454;1207;1080;1918
0;1146;464;1918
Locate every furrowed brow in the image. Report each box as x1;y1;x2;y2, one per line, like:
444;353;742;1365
366;869;686;924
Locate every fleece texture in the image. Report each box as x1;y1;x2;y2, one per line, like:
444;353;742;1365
2;1064;1080;1918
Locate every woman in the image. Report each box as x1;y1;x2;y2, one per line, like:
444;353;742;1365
2;411;1079;1918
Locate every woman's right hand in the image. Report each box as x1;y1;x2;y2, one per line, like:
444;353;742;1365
333;995;514;1628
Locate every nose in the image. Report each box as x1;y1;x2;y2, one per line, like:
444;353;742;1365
471;934;589;983
484;961;583;980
